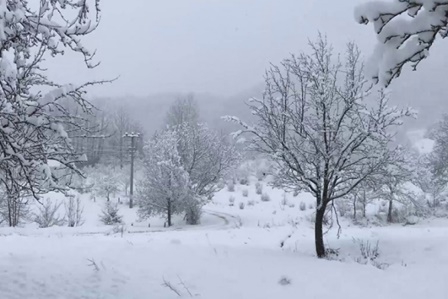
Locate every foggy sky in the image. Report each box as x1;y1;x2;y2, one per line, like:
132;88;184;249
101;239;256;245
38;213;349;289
46;0;448;127
48;0;381;98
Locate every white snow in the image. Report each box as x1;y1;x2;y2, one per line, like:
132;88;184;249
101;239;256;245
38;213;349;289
0;180;447;298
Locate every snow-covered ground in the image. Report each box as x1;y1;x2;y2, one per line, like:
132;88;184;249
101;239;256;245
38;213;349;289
1;181;448;299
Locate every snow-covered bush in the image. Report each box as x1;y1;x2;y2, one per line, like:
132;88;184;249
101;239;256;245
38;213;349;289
239;202;245;210
229;196;235;206
281;193;288;208
217;180;226;190
242;189;249;197
299;202;306;211
227;181;235;192
247;200;255;206
336;200;350;217
65;196;85;227
278;276;291;286
260;193;270;202
239;177;249;185
293;190;299;197
185;198;202;225
33;199;65;228
352;238;387;269
100;202;123;225
255;170;265;181
255;182;263;195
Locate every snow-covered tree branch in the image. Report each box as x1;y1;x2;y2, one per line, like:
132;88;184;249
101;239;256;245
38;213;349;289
355;0;448;86
0;0;106;199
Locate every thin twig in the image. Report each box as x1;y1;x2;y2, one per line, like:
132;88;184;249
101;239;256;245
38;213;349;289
177;275;193;297
161;277;181;297
87;258;100;272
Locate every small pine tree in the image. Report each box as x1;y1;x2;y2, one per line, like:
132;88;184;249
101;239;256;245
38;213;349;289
100;202;123;225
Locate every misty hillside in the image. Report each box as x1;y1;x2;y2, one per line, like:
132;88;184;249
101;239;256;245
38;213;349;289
93;85;263;135
93;80;439;142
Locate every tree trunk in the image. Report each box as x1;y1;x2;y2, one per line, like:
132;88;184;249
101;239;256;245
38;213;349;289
315;202;327;258
353;196;357;220
167;199;172;227
387;199;393;223
362;191;367;218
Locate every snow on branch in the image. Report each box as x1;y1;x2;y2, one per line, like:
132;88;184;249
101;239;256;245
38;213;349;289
355;0;448;86
0;0;106;199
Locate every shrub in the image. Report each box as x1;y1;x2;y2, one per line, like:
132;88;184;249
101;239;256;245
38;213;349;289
217;180;226;190
229;196;235;206
239;177;249;185
278;276;291;286
293;190;299;197
255;170;265;181
261;193;270;202
185;201;202;225
281;193;288;207
227;181;235;192
242;189;249;197
352;238;387;269
255;182;263;195
239;202;245;210
299;202;306;211
100;202;123;225
336;201;349;217
308;203;314;210
247;200;255;206
34;199;65;228
65;196;84;227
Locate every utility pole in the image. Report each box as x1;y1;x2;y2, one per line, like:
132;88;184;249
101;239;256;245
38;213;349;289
123;132;140;209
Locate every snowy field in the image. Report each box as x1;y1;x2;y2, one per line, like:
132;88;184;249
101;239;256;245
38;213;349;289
1;181;447;299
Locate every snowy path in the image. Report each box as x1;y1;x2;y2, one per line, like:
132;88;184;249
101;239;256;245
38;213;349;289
0;209;238;238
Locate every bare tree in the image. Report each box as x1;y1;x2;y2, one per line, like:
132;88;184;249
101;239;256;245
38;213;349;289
175;123;239;199
0;0;106;203
164;98;240;224
374;148;423;222
227;36;413;258
165;94;200;128
355;0;448;86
